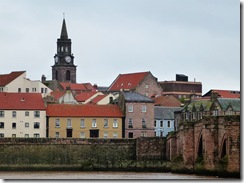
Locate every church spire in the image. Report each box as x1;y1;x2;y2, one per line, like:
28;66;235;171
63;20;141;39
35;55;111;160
60;18;68;39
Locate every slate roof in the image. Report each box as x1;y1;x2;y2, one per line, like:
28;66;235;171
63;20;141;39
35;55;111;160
108;71;149;91
123;92;154;103
217;98;240;111
46;104;123;117
0;92;45;110
203;89;240;98
154;95;183;107
0;71;25;87
154;106;182;120
183;99;212;112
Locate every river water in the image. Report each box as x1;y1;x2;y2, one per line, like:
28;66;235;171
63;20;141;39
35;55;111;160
0;171;225;180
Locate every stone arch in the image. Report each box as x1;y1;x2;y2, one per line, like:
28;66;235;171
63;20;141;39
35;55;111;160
196;130;204;162
220;134;228;158
66;70;71;81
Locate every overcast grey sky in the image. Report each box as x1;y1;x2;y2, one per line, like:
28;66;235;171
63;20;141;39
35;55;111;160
0;0;240;94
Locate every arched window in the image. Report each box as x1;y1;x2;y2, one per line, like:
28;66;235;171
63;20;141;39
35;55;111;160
66;70;71;81
197;135;203;158
55;70;58;80
221;139;227;158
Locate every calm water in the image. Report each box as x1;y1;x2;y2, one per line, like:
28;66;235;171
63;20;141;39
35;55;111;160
0;171;225;180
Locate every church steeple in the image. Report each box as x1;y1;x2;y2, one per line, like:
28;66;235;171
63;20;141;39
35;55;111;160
52;17;77;83
60;18;68;39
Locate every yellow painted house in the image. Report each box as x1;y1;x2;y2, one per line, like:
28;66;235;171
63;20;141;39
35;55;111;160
46;104;124;138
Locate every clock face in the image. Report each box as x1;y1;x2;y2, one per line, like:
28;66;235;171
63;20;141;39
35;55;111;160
55;56;59;63
65;56;71;63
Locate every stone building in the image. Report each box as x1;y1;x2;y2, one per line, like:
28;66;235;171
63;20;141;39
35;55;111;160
108;71;162;98
118;91;155;138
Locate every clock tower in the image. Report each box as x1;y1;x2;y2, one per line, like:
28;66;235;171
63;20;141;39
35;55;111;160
52;18;77;83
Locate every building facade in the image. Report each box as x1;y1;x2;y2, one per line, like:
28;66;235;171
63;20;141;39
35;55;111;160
0;93;46;138
46;104;123;138
118;92;155;138
52;18;77;83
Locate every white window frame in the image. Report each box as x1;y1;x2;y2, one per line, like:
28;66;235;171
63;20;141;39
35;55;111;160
55;119;60;128
142;118;146;128
167;121;171;128
55;132;60;138
80;119;85;128
128;118;133;128
128;105;133;112
104;132;108;139
113;132;118;138
0;111;4;117
67;119;72;128
34;133;40;138
92;119;97;128
113;119;118;128
141;105;147;113
104;119;108;128
80;132;85;138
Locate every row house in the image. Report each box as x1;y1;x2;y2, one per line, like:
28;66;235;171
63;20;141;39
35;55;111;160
108;71;162;98
46;104;124;138
154;106;182;137
0;71;52;97
0;92;46;137
118;91;155;138
174;91;240;131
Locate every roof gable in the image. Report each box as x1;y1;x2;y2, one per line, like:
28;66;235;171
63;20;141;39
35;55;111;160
217;98;240;111
0;92;45;110
0;71;25;87
108;71;149;91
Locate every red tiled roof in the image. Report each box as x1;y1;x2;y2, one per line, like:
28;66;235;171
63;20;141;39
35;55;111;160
154;95;183;107
0;92;45;110
203;89;240;98
90;94;107;104
83;83;96;91
50;91;66;100
60;82;87;91
75;91;98;102
108;71;149;91
46;104;123;117
0;71;25;86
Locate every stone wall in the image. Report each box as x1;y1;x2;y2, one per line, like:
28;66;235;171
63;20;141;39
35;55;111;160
0;137;170;171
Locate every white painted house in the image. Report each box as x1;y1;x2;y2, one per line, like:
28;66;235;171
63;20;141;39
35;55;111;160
0;92;46;138
0;71;52;97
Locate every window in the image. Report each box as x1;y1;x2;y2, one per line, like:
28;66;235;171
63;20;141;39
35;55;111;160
25;111;29;116
113;132;118;138
55;119;60;128
0;122;4;128
0;87;3;92
154;120;157;127
113;119;118;128
25;134;29;138
141;105;147;113
128;118;133;128
25;122;29;128
65;47;68;52
104;132;108;139
145;84;149;89
12;111;16;118
141;131;147;137
92;119;97;128
104;119;108;128
128;105;133;112
0;111;4;117
12;123;16;129
55;132;60;138
34;133;40;138
213;110;218;116
12;134;16;138
66;70;71;81
160;121;163;127
18;88;21;93
34;111;40;118
167;121;170;128
128;132;133;138
61;46;64;52
160;131;164;137
80;132;85;138
142;118;146;128
41;88;44;93
0;133;4;138
26;88;29;93
192;113;196;120
34;122;40;129
80;119;85;128
185;113;189;120
145;92;148;97
32;88;36;92
45;88;47;93
67;119;72;128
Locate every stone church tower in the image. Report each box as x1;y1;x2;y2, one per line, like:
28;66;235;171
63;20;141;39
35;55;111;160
52;18;77;83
